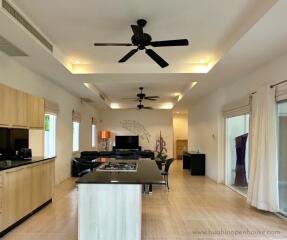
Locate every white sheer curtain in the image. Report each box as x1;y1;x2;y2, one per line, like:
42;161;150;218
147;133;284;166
247;85;279;212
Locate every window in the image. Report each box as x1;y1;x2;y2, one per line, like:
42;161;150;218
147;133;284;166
44;113;56;158
277;101;287;214
73;121;80;152
92;124;97;148
225;114;250;195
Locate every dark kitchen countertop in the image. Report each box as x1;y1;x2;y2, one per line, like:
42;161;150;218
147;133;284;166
76;160;165;185
183;151;205;155
0;157;55;171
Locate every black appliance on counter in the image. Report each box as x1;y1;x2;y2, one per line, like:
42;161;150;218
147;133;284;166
0;128;29;159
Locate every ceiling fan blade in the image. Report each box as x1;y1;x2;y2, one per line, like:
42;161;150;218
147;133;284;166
118;49;138;63
145;49;169;68
143;106;153;110
144;98;157;101
131;25;144;40
94;43;133;46
145;96;159;99
121;97;139;100
150;39;189;47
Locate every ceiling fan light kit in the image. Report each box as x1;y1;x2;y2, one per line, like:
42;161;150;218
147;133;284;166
94;19;189;68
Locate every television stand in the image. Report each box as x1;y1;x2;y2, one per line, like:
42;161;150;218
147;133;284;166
113;146;142;152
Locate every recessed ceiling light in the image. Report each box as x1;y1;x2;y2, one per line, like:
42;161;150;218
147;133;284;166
190;81;198;88
75;60;81;64
83;82;90;88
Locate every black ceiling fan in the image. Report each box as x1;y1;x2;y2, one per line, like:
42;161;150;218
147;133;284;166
122;87;159;101
137;100;153;110
94;19;189;68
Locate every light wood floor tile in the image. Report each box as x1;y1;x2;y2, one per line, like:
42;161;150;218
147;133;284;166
3;160;287;240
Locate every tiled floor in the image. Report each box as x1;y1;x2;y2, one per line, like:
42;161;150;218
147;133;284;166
3;160;287;239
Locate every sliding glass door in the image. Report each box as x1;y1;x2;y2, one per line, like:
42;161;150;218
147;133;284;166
225;114;250;195
277;101;287;214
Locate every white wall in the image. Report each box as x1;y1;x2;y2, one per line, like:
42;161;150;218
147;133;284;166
80;102;101;152
100;109;173;158
188;89;225;181
188;51;287;182
0;52;100;184
173;112;188;158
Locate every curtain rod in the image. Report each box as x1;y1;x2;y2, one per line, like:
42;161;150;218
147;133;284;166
251;79;287;95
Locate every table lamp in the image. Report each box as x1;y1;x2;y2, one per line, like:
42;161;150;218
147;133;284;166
99;131;112;151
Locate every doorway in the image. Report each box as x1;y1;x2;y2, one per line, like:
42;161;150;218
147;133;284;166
225;114;250;195
173;112;188;160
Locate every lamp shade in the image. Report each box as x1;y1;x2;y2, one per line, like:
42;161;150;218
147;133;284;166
99;130;111;139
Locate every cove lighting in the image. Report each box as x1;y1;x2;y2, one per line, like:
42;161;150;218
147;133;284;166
160;102;174;110
110;103;121;109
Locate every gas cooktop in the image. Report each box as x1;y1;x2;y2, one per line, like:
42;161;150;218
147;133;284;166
97;161;138;172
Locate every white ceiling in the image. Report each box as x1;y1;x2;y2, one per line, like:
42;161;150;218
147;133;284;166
1;0;286;110
10;0;272;73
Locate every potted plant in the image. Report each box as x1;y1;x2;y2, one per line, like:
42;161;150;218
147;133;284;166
155;131;168;161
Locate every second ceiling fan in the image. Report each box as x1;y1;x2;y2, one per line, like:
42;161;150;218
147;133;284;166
94;19;189;68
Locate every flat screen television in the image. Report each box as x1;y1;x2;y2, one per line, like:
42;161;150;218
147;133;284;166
115;136;139;149
0;128;29;157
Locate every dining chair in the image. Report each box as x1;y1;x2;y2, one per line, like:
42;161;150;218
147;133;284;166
161;158;174;190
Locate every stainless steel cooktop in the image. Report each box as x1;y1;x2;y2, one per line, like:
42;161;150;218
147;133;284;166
96;161;138;172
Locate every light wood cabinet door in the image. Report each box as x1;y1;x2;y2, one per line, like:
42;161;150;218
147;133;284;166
31;161;54;210
14;90;28;127
2;167;32;229
31;163;43;210
28;95;44;129
17;167;32;218
0;84;28;127
0;83;13;126
3;168;18;229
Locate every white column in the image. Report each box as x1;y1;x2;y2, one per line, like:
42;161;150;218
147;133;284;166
78;184;142;240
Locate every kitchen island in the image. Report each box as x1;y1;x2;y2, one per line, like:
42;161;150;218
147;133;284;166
76;160;164;240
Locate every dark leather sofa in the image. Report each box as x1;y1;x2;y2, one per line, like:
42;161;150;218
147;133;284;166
71;150;155;177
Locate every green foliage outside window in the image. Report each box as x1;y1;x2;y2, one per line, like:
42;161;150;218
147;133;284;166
44;115;50;131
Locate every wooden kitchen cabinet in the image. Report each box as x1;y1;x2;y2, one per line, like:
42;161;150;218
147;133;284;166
31;161;53;210
13;89;28;127
0;83;14;126
2;166;32;229
0;85;28;127
0;83;44;129
28;95;44;129
0;159;54;232
2;167;25;229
